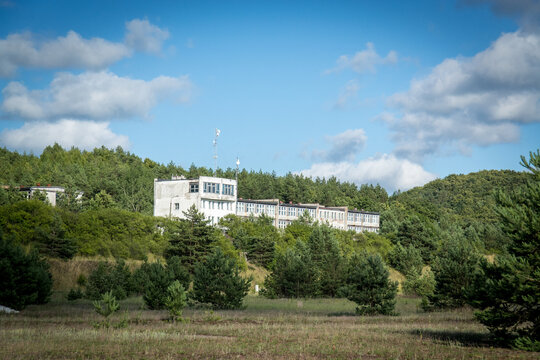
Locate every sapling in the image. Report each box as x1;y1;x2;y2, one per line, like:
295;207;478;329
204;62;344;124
164;280;187;322
93;291;119;328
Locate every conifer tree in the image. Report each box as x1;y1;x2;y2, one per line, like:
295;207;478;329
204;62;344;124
191;247;251;309
164;205;216;272
468;150;540;350
341;252;397;315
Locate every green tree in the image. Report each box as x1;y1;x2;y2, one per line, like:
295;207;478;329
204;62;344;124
263;241;319;298
468;150;540;350
165;280;187;322
0;237;53;310
164;205;217;272
340;252;397;315
191;247;251;309
424;235;482;309
307;225;344;297
388;243;423;276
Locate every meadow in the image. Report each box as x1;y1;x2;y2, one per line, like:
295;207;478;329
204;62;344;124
1;294;537;359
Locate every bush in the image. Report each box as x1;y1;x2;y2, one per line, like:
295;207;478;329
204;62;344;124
85;260;132;300
67;288;84;301
402;268;435;297
191;247;251;309
340;252;397;315
0;238;53;310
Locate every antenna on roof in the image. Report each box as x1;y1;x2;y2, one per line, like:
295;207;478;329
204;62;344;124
213;128;220;172
235;157;240;185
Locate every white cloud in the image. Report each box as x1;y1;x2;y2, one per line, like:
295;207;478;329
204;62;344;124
312;128;367;162
2;71;192;120
328;42;398;74
300;154;437;192
125;19;169;54
0;18;169;76
333;80;360;109
0;31;130;77
0;119;130;153
385;30;540;161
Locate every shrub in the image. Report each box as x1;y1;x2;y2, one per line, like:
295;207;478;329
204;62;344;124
85;260;131;300
341;252;397;315
0;238;53;310
402;268;435;297
191;247;251;309
67;288;84;301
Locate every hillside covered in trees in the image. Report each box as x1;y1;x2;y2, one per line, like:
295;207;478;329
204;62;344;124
0;144;532;258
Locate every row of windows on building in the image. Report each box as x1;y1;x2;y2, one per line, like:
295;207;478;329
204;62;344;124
201;199;234;211
196;182;235;195
237;202;378;225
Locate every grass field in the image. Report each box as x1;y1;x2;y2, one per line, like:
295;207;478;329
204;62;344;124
0;294;537;359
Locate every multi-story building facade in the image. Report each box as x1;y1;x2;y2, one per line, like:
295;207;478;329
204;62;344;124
154;176;379;232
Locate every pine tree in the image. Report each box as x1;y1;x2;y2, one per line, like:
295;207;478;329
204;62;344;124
341;252;397;315
191;247;251;309
164;205;216;272
425;235;482;309
468;150;540;350
307;226;344;297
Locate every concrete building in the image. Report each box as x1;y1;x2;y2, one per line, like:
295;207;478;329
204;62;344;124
154;176;237;225
154;175;379;232
20;185;65;206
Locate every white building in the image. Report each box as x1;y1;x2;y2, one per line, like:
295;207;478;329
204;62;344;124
154;176;237;225
154;175;379;232
20;185;65;206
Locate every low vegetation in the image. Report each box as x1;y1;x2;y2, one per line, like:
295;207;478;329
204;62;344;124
0;294;538;359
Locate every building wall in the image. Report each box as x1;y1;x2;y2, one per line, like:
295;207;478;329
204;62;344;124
154;176;379;232
154;176;237;225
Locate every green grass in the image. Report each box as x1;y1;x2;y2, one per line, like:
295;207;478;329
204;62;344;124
0;294;537;359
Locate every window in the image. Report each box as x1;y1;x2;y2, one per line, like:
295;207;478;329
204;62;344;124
279;206;286;216
288;207;296;217
246;203;254;213
174;203;179;210
203;182;220;194
189;183;199;193
222;184;234;196
237;202;244;212
256;204;263;214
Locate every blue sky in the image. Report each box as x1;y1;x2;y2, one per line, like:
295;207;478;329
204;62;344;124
1;0;539;192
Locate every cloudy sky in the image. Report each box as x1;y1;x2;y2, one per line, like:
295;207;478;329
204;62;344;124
1;0;539;192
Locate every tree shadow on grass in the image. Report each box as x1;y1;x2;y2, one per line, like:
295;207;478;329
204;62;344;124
409;329;497;348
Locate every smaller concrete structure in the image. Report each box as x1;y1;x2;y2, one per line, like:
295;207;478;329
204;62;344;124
20;185;65;206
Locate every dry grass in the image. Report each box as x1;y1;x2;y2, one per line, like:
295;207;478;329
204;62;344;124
48;257;147;291
0;295;537;359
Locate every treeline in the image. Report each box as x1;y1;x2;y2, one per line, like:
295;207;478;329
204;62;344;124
0;144;388;214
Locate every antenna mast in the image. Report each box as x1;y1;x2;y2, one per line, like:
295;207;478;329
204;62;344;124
235;157;240;185
213;128;220;172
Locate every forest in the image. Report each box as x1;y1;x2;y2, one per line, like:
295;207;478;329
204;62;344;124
0;145;538;350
